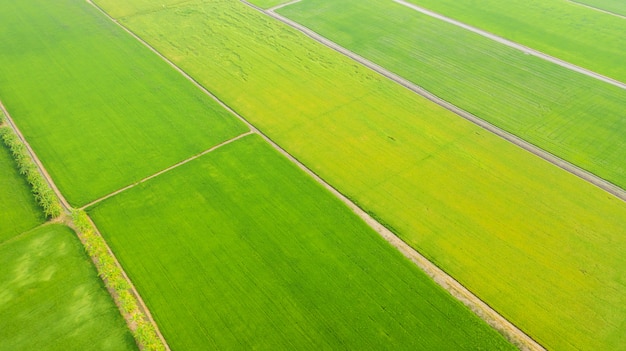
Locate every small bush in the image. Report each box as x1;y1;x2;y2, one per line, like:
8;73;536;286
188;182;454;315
0;126;62;218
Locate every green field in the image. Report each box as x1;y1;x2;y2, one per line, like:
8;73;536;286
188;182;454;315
88;135;514;350
0;134;44;243
401;0;626;83
279;0;626;191
575;0;626;16
0;224;137;351
92;1;626;349
0;0;247;206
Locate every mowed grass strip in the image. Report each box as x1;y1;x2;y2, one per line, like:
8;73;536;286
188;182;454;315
93;1;626;350
88;135;514;350
575;0;626;16
0;224;137;351
402;0;626;83
0;0;247;207
0;133;44;243
280;0;626;191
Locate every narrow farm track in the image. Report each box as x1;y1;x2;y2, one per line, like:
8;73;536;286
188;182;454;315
81;131;254;209
267;0;302;12
246;0;626;203
569;0;626;20
393;0;626;90
91;1;543;349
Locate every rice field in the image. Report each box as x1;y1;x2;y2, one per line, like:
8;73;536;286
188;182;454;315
279;0;626;191
88;135;514;350
0;0;247;207
91;0;626;349
0;224;137;351
402;0;626;83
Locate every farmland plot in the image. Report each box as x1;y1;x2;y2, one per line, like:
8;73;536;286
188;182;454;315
574;0;626;16
0;139;44;243
0;0;247;206
279;0;626;191
0;224;136;351
88;135;514;350
402;0;626;83
93;1;626;349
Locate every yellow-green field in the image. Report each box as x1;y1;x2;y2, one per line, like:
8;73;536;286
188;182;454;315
92;0;626;349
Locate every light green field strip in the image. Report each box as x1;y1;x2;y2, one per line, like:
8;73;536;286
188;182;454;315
0;224;137;351
279;0;626;192
0;0;247;207
573;0;626;17
88;135;515;350
0;134;44;243
402;0;626;84
92;1;626;350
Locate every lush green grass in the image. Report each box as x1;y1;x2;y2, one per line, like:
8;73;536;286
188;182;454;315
575;0;626;16
0;133;44;243
280;0;626;191
0;224;137;351
0;0;247;206
93;1;626;349
89;135;514;350
400;0;626;83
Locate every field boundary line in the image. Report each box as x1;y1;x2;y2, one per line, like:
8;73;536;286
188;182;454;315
267;0;302;12
0;100;72;212
81;131;253;209
393;0;626;90
91;0;545;348
249;0;626;203
569;0;626;19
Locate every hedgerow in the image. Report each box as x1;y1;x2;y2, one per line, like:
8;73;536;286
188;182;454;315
72;210;166;351
0;125;62;218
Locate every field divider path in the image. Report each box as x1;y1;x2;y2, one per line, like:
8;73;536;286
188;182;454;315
568;0;626;20
246;0;626;203
81;131;253;209
267;0;302;12
91;0;542;349
0;100;72;212
393;0;626;90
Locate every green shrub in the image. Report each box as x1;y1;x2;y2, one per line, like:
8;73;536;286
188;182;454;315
0;126;62;218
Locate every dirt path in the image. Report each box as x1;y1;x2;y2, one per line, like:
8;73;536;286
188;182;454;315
393;0;626;91
569;0;626;20
81;131;253;209
267;0;302;12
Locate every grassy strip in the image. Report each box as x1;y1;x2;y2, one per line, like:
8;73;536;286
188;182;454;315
71;209;165;351
575;0;626;16
0;124;62;218
403;0;626;83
